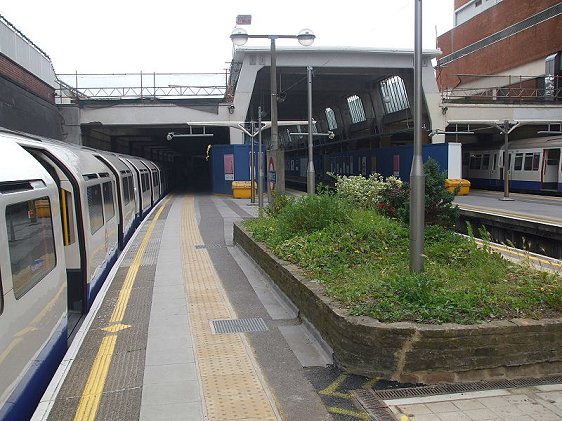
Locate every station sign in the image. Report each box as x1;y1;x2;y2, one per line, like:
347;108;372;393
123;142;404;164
236;15;252;25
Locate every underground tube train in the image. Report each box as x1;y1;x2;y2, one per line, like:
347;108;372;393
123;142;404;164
463;135;562;194
0;128;166;420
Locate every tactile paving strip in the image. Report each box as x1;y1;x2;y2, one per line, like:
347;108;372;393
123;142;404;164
181;195;279;421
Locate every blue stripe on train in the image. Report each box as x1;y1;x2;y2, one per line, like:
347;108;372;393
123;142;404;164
468;178;561;192
0;317;67;421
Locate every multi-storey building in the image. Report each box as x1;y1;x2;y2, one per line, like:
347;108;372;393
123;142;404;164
437;0;561;93
432;0;562;142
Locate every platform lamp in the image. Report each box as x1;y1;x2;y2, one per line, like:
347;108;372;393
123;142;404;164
230;28;315;201
410;0;425;273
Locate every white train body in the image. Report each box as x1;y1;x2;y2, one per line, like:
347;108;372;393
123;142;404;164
463;136;562;193
0;129;166;420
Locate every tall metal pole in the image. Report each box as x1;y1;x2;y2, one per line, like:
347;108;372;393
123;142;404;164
500;120;513;201
250;121;255;203
258;106;264;209
267;36;285;205
410;0;425;273
307;66;315;194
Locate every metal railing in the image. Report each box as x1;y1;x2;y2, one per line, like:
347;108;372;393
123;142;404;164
55;72;230;103
441;74;562;104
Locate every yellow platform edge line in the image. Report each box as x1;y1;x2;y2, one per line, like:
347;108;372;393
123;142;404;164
74;198;170;420
110;199;169;323
73;335;117;421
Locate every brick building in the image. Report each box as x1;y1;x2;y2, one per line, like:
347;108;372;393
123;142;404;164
436;0;562;94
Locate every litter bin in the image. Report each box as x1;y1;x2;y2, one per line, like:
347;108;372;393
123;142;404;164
231;181;255;199
444;179;471;196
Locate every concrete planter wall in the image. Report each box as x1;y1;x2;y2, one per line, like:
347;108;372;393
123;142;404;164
234;222;562;384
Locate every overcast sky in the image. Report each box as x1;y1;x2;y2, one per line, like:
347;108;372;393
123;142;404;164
2;0;454;75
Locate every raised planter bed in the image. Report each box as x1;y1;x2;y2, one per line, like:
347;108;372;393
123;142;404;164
234;221;562;384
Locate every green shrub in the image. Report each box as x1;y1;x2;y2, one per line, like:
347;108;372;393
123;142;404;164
243;182;561;324
423;158;459;227
330;173;387;209
275;192;351;238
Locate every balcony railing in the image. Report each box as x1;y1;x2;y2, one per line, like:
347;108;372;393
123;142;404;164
441;74;562;104
55;72;229;103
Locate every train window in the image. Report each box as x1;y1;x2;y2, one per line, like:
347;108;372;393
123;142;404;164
325;108;338;130
346;95;366;123
532;153;540;171
469;154;482;170
142;173;150;193
122;177;130;205
152;171;158;187
482;154;490;170
514;153;523;171
6;197;57;299
102;182;115;221
492;154;497;170
87;185;104;234
60;189;75;246
523;153;534;171
128;176;135;201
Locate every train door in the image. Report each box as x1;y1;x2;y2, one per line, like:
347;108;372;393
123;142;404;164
489;153;499;188
542;148;560;190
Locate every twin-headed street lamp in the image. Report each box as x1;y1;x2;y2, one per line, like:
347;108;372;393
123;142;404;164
230;27;315;198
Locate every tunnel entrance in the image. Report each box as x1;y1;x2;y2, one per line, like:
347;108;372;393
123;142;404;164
80;125;230;193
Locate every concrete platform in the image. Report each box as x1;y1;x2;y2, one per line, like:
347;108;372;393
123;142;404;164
32;192;562;421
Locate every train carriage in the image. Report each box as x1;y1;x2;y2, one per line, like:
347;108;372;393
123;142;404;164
5;133;120;313
121;156;152;218
91;151;138;249
464;136;562;193
0;140;67;421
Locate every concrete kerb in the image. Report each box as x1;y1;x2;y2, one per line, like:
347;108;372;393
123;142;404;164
233;221;562;384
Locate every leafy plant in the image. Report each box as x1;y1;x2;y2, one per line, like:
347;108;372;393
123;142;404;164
243;192;562;324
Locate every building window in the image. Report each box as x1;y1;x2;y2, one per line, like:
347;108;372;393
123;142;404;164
380;76;410;114
6;198;57;299
325;107;338;130
347;95;366;124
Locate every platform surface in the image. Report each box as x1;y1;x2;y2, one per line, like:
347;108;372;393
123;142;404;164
33;192;562;421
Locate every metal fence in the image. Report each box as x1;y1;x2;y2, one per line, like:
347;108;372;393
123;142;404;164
55;72;229;103
441;74;562;103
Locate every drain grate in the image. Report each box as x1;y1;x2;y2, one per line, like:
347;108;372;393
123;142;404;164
212;318;269;334
373;375;562;401
194;243;231;249
352;389;395;421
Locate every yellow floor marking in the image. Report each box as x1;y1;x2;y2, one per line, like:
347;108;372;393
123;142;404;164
74;335;117;421
319;373;353;399
101;323;131;333
361;377;380;390
472;238;562;270
181;195;279;420
110;200;169;323
73;198;169;421
326;406;370;420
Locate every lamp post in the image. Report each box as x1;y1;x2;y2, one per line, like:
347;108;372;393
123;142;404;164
410;0;425;273
307;66;315;194
231;27;315;200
